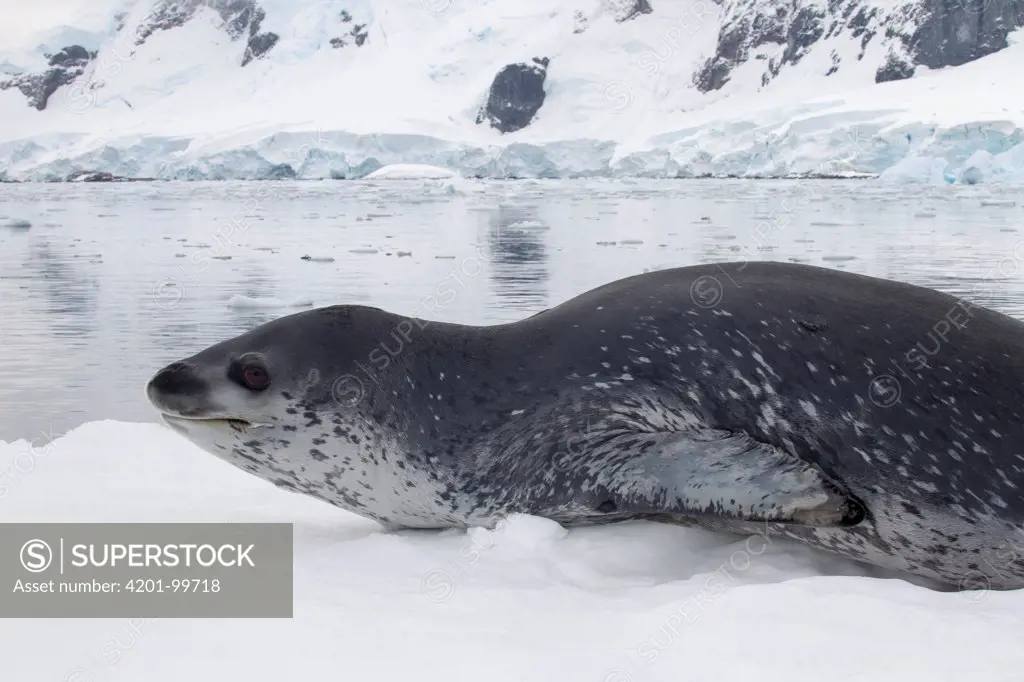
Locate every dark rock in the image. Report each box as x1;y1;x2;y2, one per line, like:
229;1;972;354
614;0;653;22
69;170;113;182
696;2;824;92
135;0;198;44
352;24;368;46
67;170;117;182
781;6;825;66
696;57;732;91
340;10;352;22
848;5;876;38
226;1;264;39
265;163;296;179
47;45;92;68
65;170;156;182
242;32;279;65
135;0;278;65
0;44;94;110
694;0;1023;92
826;49;840;75
478;59;550;133
876;50;915;82
573;10;589;33
331;17;369;49
903;0;1024;69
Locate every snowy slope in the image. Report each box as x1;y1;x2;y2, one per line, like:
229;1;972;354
0;0;1023;182
3;420;1024;681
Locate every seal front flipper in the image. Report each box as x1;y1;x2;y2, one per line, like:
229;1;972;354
587;429;863;527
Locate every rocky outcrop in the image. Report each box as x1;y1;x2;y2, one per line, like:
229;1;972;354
573;10;589;33
910;0;1024;69
137;0;253;44
1;1;282;109
135;1;198;44
331;9;369;48
330;25;368;47
222;0;266;39
611;0;654;22
66;170;145;182
477;58;550;133
694;0;1024;91
695;0;839;92
242;31;278;64
0;44;95;110
876;48;915;83
48;45;92;68
134;0;278;64
239;5;279;65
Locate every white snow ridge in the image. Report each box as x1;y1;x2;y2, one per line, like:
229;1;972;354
0;0;1023;183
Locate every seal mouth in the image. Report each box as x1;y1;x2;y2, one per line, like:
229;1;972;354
160;414;253;430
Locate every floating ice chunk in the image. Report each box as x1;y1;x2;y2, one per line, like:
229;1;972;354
878;156;952;184
364;164;456;180
226;295;315;309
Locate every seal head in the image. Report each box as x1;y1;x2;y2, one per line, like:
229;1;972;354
147;307;423;523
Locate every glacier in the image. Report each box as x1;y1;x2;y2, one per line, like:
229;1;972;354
0;0;1023;183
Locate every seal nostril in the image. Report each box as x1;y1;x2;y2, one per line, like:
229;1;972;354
149;362;207;398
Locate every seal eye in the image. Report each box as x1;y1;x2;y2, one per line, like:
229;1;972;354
241;364;270;392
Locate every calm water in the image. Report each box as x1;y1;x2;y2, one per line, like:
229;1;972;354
1;179;1022;442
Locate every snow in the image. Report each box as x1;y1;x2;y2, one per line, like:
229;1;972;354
1;0;1023;182
364;163;458;179
225;294;315;309
3;420;1024;680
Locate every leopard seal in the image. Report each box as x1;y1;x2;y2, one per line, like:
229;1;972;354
146;260;1024;591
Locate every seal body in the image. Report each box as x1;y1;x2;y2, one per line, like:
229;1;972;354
147;261;1024;590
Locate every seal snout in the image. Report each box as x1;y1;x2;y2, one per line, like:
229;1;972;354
146;361;210;416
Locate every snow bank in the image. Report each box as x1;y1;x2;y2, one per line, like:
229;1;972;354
2;420;1024;681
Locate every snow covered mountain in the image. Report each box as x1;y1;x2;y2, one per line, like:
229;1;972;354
0;0;1022;182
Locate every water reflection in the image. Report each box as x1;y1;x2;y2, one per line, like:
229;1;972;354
484;204;550;313
27;239;99;333
2;179;1024;441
